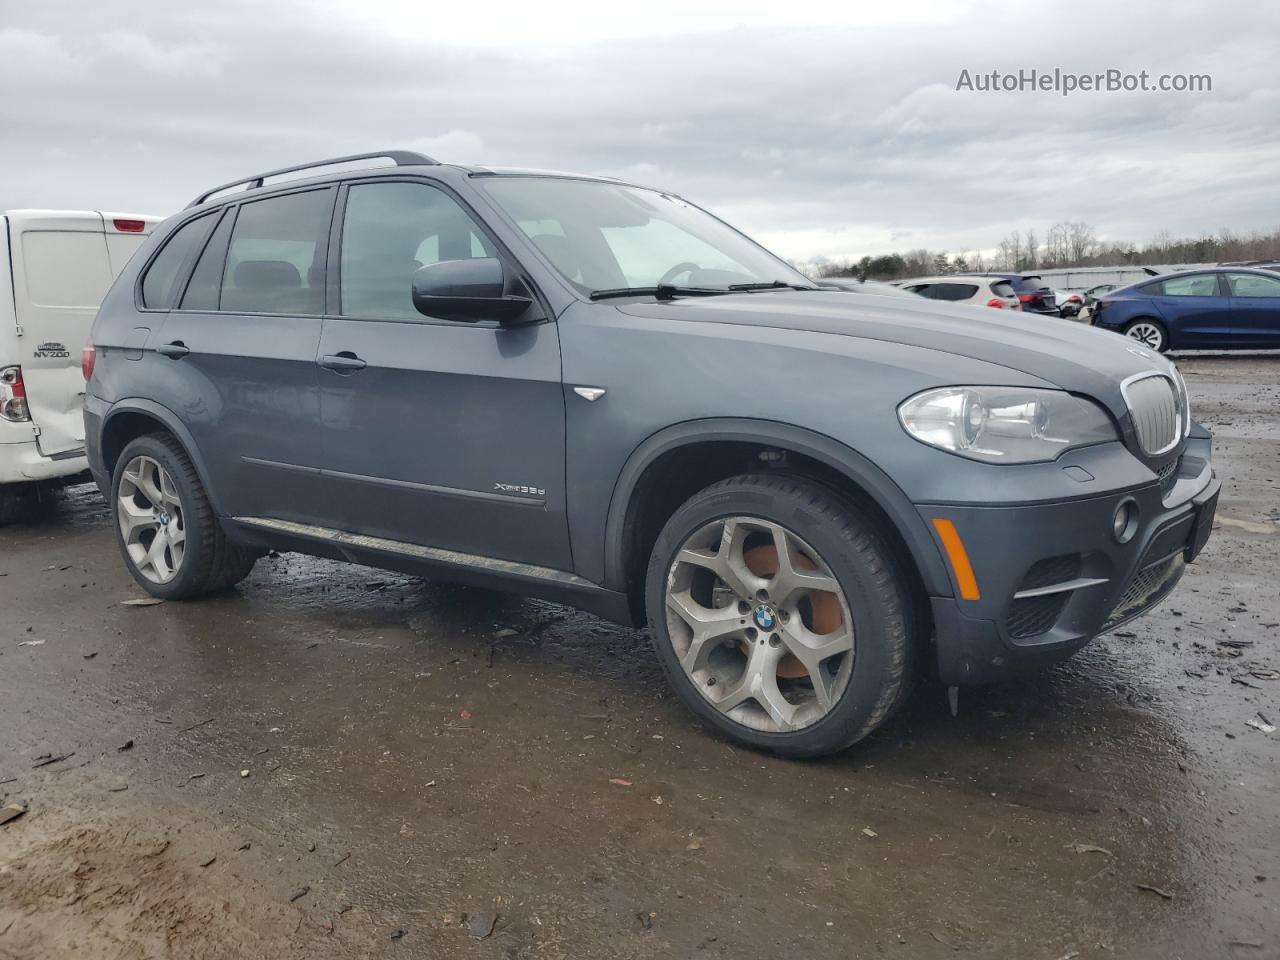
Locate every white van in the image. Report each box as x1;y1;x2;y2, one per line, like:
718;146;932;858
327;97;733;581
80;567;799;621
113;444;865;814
1;210;161;522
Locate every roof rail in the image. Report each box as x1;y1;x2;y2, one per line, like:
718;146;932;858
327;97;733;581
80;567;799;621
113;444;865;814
186;150;439;208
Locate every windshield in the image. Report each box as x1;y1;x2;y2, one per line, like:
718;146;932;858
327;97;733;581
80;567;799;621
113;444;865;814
482;177;814;296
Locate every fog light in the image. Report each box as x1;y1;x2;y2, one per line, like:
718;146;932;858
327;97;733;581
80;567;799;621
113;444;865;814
1113;500;1138;543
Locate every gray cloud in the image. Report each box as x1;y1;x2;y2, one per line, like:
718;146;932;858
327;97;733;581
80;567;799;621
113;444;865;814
2;0;1277;262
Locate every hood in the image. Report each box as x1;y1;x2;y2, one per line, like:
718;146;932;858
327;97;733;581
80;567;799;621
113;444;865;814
617;290;1174;413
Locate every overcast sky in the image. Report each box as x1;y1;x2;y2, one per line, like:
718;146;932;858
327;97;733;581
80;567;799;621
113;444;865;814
2;0;1277;264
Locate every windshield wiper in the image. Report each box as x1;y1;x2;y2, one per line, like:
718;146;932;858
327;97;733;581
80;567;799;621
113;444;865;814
726;281;817;292
589;285;731;301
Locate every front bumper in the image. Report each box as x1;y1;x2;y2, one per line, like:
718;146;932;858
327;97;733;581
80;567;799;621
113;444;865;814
921;430;1218;685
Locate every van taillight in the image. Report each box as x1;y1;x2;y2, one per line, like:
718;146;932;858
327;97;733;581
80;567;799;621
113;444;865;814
985;298;1006;308
0;366;30;422
82;343;97;382
112;218;146;233
1017;293;1037;304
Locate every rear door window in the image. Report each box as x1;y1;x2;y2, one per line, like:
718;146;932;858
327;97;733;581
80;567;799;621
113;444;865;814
220;190;334;315
141;215;214;309
1154;274;1221;297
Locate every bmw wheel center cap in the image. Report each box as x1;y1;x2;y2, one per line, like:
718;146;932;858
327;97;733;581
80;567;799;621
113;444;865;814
753;605;777;631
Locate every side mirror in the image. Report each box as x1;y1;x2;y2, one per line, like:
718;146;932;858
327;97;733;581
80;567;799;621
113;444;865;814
411;258;532;323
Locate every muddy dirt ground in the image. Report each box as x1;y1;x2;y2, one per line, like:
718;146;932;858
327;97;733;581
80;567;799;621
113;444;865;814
2;355;1277;960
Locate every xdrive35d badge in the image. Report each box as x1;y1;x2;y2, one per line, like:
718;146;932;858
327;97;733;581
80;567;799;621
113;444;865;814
83;149;1219;758
494;482;545;497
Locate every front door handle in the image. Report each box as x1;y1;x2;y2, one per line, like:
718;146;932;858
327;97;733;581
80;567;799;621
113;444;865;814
319;351;367;372
157;341;190;359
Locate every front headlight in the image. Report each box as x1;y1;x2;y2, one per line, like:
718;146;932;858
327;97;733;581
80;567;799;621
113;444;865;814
898;386;1118;463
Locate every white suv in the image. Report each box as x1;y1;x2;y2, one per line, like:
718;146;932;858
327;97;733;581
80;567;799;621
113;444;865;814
1;210;160;522
897;275;1021;310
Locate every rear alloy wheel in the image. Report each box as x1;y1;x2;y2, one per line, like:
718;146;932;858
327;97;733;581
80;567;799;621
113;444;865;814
1123;319;1168;352
117;455;186;583
111;433;258;599
646;475;916;758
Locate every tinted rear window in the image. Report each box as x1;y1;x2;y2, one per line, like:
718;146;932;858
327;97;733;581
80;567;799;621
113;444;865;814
991;281;1016;298
1013;276;1049;292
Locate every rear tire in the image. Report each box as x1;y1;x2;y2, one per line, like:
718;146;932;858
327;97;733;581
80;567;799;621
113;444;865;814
645;475;917;758
111;433;257;599
1123;318;1168;352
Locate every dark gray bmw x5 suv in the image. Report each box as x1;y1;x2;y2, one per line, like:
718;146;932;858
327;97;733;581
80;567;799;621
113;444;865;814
84;150;1219;757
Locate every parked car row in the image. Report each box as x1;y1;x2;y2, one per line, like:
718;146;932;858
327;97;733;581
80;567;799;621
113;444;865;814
824;262;1280;353
891;273;1060;315
1087;267;1280;351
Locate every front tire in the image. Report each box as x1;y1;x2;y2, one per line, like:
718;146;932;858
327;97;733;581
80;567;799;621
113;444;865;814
1123;318;1168;352
645;475;916;758
111;433;257;599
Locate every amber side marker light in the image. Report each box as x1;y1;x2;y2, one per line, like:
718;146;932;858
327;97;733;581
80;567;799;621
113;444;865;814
931;517;981;601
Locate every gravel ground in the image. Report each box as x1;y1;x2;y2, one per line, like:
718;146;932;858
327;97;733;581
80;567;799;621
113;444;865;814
1;354;1277;960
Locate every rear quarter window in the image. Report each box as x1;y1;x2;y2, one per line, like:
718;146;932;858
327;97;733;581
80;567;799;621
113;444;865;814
141;216;214;309
991;281;1016;298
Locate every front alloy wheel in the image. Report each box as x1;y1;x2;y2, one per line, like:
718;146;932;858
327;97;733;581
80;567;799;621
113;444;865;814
666;516;855;732
647;475;916;757
118;455;186;583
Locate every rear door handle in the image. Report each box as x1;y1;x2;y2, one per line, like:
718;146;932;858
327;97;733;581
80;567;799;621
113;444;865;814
319;351;366;372
157;341;190;359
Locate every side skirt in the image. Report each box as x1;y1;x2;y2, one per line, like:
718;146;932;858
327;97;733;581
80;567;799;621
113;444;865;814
223;516;635;625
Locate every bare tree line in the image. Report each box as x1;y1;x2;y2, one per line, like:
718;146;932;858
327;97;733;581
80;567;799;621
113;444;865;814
805;224;1280;281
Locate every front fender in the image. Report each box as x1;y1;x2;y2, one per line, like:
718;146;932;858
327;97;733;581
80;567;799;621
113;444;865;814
601;418;952;598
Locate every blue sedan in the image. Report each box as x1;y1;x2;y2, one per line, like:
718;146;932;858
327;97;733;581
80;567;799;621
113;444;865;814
1092;268;1280;351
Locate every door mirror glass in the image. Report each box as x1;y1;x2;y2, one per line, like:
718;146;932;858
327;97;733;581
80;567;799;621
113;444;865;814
411;258;531;323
